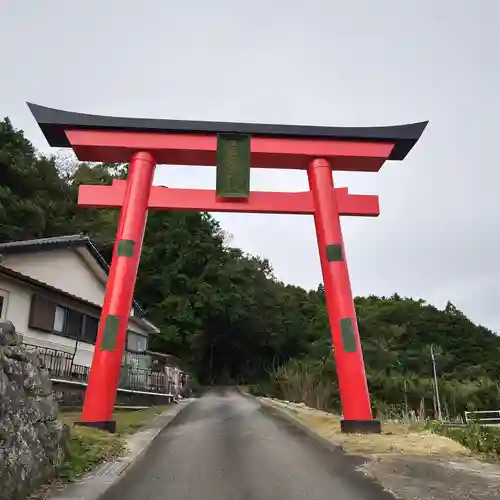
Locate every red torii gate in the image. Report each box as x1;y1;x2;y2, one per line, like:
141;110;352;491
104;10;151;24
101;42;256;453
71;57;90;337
28;103;427;433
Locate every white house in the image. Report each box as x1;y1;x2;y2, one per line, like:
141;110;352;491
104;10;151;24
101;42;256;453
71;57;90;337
0;234;159;369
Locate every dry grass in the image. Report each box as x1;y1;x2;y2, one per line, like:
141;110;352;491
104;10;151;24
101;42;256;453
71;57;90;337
261;397;470;458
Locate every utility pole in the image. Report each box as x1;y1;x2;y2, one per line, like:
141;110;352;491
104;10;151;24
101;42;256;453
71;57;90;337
209;342;214;384
430;344;443;421
403;379;409;421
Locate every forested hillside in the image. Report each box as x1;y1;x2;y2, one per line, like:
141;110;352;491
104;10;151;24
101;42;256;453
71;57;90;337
1;117;499;418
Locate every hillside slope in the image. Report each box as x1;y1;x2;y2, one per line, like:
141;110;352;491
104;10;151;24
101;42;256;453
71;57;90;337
1;117;499;417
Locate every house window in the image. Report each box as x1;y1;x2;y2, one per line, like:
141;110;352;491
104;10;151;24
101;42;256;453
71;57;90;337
29;295;145;348
29;295;56;332
0;288;7;320
50;305;83;339
53;305;66;333
30;294;96;342
82;316;99;344
127;331;148;353
65;309;83;338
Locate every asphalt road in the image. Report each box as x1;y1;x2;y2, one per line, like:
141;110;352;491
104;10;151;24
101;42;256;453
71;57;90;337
102;390;393;500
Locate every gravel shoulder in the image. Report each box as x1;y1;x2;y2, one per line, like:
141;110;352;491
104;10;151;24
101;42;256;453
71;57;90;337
260;397;500;500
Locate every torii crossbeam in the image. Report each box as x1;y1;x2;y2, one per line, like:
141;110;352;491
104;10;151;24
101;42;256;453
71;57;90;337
28;102;427;434
79;180;380;216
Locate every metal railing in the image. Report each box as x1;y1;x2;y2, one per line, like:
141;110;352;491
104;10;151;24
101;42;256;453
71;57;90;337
465;410;500;427
23;343;78;379
22;343;171;395
119;366;170;393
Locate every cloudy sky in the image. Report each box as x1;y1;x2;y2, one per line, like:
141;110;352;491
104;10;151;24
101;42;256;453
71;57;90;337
2;1;500;331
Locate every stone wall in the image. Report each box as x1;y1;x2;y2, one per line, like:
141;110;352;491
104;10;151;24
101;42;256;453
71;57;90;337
0;321;67;500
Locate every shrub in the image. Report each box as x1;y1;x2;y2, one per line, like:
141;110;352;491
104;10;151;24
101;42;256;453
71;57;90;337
427;421;500;459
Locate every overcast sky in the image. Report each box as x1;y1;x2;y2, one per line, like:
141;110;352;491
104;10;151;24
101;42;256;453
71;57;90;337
2;1;500;331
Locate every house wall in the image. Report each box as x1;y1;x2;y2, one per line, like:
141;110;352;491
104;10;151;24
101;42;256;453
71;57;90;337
2;248;106;306
2;247;147;330
0;273;150;368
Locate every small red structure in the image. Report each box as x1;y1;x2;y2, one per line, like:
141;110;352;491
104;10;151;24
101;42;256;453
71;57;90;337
29;103;427;433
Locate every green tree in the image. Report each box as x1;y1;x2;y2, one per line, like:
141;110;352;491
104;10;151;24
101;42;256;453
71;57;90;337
2;116;500;416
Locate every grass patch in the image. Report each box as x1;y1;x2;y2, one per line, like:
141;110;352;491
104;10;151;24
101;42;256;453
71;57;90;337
56;426;124;482
57;405;171;482
262;398;469;457
60;405;171;435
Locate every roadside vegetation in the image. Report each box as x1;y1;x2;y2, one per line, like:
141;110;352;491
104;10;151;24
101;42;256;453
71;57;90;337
56;406;170;482
260;397;470;458
3;117;500;421
56;426;124;482
427;421;500;461
260;397;500;463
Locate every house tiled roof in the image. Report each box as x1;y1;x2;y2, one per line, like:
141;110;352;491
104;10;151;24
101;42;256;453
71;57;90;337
0;234;146;317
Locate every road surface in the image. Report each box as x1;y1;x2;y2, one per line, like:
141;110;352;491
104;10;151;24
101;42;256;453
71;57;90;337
102;389;393;500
